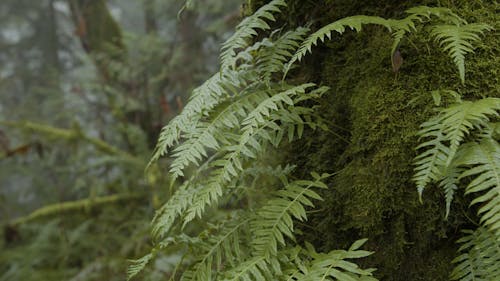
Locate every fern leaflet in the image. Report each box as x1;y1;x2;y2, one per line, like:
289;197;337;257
431;23;493;83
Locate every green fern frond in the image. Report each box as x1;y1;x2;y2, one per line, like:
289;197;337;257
257;27;310;79
152;183;198;240
441;98;500;164
403;6;463;23
150;73;227;165
438;163;463;218
251;174;330;258
127;253;154;281
457;139;500;235
182;219;250;281
431;23;493;83
220;0;287;70
221;256;271;281
286;15;391;76
389;6;463;60
167;88;271;180
182;84;321;225
287;240;376;281
450;227;500;280
413;97;500;199
413;117;450;198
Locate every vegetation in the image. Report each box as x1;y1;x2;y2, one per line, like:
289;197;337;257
1;0;498;281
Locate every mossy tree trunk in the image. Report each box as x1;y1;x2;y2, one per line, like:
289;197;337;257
250;0;498;280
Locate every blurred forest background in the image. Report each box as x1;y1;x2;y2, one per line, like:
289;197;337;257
0;0;240;280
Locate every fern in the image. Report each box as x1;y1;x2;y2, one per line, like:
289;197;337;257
182;218;250;281
251;174;329;259
127;253;154;281
457;139;500;235
287;240;377;281
431;23;493;83
220;0;287;70
286;15;392;76
413;97;500;199
450;227;500;280
389;6;464;61
140;4;497;281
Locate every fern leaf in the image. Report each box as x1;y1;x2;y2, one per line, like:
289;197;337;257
287;240;376;281
286;15;392;76
258;27;310;80
458;139;500;235
450;227;500;280
127;253;154;281
431;23;493;83
167;88;270;180
441;98;500;165
251;175;329;258
149;73;228;165
151;183;198;240
389;6;463;59
220;0;287;70
182;219;250;281
413;117;450;199
182;84;319;225
438;163;463;219
413;97;500;199
221;256;271;281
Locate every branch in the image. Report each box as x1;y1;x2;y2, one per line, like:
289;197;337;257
0;120;145;166
9;193;146;226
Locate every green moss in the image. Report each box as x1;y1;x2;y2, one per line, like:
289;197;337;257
272;0;499;280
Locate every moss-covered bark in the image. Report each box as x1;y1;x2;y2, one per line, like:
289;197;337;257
253;0;498;280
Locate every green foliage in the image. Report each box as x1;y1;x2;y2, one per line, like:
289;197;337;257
413;97;500;200
431;23;493;83
450;227;500;280
288;240;377;281
458;139;500;236
413;96;500;279
142;2;496;281
221;0;287;70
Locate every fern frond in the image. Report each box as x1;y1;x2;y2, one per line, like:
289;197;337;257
413;97;500;199
413;117;450;199
150;73;228;165
251;174;330;258
441;98;500;165
457;139;500;235
389;6;463;59
257;27;310;80
431;23;493;83
221;256;271;281
286;15;392;76
182;84;320;225
438;163;463;219
151;184;198;240
450;227;500;280
287;240;376;281
220;0;287;70
182;219;250;281
403;6;463;24
127;253;154;281
167;88;270;180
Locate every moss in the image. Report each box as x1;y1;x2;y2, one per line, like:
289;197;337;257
260;0;500;280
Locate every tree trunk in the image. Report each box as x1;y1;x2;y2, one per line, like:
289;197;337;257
253;0;499;280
